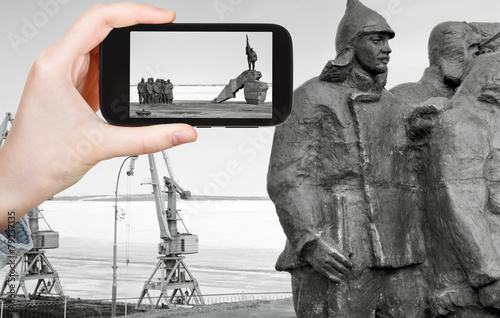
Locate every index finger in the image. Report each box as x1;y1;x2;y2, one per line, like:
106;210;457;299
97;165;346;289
329;250;353;269
56;2;175;56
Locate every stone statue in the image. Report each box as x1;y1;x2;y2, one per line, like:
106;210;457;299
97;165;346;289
165;79;174;104
387;20;500;316
159;79;166;104
137;78;147;104
405;53;500;318
153;79;162;104
146;77;154;104
267;0;426;316
212;35;268;104
471;22;500;53
391;22;500;105
246;34;258;71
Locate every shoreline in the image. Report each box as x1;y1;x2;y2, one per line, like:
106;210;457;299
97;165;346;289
51;194;271;202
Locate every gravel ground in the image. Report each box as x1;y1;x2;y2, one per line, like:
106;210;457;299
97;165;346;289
127;298;296;318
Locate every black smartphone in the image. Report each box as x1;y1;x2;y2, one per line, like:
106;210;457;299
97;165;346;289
99;23;293;127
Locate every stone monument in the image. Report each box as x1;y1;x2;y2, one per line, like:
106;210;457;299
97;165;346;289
391;22;500;105
267;0;500;316
212;35;268;105
389;20;500;316
406;54;500;318
267;0;427;317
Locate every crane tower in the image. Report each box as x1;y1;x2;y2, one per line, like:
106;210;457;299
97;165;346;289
135;152;204;309
0;113;64;300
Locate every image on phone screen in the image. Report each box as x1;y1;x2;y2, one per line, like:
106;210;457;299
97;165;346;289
130;32;273;119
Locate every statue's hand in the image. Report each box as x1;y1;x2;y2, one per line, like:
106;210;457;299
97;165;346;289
303;238;353;283
406;97;450;141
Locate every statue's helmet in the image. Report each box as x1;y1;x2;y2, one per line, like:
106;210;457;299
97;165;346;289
320;0;395;82
336;0;394;56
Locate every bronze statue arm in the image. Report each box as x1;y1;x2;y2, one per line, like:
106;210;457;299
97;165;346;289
267;82;353;280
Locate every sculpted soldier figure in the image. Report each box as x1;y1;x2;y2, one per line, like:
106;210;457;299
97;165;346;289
391;22;500;104
407;52;500;317
389;21;500;316
137;78;147;104
160;79;167;104
246;35;258;71
166;79;174;104
267;1;426;317
153;79;162;104
146;77;154;104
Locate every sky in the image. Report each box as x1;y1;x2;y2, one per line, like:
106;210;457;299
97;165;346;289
131;31;273;85
1;0;500;197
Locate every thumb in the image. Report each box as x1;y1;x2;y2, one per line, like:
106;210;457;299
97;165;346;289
100;123;197;160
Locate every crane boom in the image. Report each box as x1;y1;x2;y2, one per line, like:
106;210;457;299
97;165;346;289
148;153;172;240
161;150;176;180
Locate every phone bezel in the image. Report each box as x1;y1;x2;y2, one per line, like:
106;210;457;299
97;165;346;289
99;23;292;127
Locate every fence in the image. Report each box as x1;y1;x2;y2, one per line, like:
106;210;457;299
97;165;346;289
201;291;292;305
0;299;66;318
0;292;292;317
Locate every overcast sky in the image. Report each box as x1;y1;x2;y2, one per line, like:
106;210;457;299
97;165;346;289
1;0;499;197
131;31;273;85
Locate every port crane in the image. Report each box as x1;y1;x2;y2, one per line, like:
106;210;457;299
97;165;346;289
124;152;203;309
0;113;64;300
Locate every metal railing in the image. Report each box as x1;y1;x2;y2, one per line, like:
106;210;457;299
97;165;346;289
0;299;67;318
201;291;292;305
0;292;292;317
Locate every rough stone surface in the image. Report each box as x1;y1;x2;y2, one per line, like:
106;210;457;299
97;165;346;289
243;80;269;104
391;21;500;317
408;53;500;317
212;70;262;103
391;22;500;103
268;1;500;317
268;1;428;317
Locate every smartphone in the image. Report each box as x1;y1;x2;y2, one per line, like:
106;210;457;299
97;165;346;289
99;23;293;127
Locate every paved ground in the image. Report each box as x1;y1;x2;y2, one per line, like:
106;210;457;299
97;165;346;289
131;101;272;119
128;298;296;318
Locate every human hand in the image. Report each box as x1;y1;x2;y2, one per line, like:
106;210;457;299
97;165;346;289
0;3;197;231
303;237;353;283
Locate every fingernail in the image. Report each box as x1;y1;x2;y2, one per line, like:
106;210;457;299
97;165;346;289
157;8;175;14
172;131;196;146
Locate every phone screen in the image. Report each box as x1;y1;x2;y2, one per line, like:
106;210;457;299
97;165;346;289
130;32;273;119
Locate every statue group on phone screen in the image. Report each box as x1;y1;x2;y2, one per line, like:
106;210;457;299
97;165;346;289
137;77;174;105
267;0;500;317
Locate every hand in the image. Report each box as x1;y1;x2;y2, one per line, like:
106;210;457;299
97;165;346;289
406;98;450;141
304;237;353;283
0;3;197;231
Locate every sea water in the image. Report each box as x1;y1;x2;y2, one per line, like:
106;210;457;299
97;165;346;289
0;199;290;300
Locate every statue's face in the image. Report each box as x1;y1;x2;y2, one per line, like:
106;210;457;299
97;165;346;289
354;33;392;75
